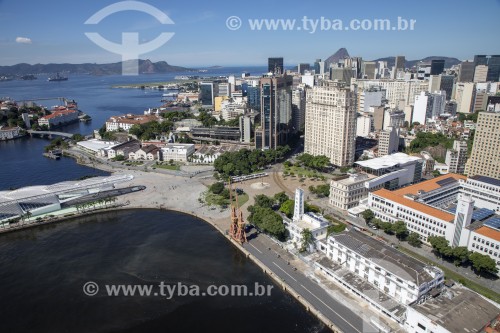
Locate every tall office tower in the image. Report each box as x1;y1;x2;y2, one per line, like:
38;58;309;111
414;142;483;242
392;55;405;79
291;87;306;132
239;115;252;143
378;126;399;157
330;67;355;84
458;61;475;82
247;85;261;110
444;101;457;116
455;82;476;114
255;74;293;150
217;82;231;97
428;75;441;92
199;82;217;108
268;57;284;74
440;75;455;100
358;86;384;113
298;63;311;75
413;91;434;124
417;62;432;80
383;109;405;130
430;90;447;118
445;140;468;174
356;112;373;137
313;59;325;75
430;59;445;75
487;55;500;82
351;57;363;79
362;61;377;79
304;80;357;167
474;55;488;67
466;110;500;179
474;65;488;83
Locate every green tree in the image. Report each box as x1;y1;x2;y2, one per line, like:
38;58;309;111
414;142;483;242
452;247;471;265
274;192;289;206
253;194;274;209
393;221;409;240
300;228;314;252
362;209;375;223
279;199;295;218
71;133;85;142
469;252;499;275
407;232;422;247
209;182;225;195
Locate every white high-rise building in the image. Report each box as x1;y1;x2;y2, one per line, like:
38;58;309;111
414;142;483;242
455;82;476;114
304;80;357;167
413;91;433;124
293;188;304;220
351;79;428;108
445;140;468;174
356;113;373;137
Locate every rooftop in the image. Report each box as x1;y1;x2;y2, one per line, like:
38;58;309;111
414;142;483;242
107;114;159;125
0;174;133;204
392;173;466;197
373;189;455;222
469;175;500;187
355;153;422;171
329;229;441;285
410;285;500;333
77;139;118;152
41;109;77;120
475;226;500;242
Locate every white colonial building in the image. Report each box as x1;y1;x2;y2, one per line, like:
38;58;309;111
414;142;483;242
284;189;329;250
0;126;21;140
158;144;195;162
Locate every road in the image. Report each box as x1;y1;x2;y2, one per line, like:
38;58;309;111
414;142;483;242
244;233;378;333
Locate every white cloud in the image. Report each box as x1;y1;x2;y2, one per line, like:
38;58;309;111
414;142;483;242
16;37;32;44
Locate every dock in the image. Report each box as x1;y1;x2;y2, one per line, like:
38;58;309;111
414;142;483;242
43;149;62;160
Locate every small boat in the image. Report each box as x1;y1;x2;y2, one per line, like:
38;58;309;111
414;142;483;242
48;73;68;82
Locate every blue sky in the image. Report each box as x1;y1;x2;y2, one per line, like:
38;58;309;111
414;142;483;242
1;0;499;67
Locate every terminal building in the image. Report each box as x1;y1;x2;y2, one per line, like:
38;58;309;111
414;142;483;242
355;173;500;270
0;175;133;225
315;228;444;323
405;284;500;333
329;153;423;211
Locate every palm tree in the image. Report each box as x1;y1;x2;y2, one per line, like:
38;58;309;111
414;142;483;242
26;210;32;222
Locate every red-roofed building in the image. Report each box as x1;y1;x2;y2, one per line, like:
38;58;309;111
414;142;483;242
38;109;78;128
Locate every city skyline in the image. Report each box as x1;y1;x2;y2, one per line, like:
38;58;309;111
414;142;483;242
1;0;500;67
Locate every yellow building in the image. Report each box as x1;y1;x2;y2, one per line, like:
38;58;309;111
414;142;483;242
214;96;229;112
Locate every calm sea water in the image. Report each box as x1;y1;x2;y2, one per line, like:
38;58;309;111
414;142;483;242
0;209;328;333
0;67;266;189
0;71;329;333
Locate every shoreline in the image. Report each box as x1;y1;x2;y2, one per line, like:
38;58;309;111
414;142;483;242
0;204;341;332
2;148;343;331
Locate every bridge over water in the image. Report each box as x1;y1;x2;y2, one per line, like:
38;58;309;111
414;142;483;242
27;130;74;138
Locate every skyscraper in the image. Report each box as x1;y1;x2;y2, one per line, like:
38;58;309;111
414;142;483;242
430;59;445;75
199;82;217;108
298;63;311;75
486;55;500;82
445;140;468;174
291;87;306;132
392;55;405;79
255;74;293;150
304;80;356;167
466;110;500;179
458;61;475;82
268;57;284;75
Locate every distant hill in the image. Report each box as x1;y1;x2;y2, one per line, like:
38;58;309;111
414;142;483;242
322;48;460;71
371;56;461;69
324;47;350;69
0;59;193;76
